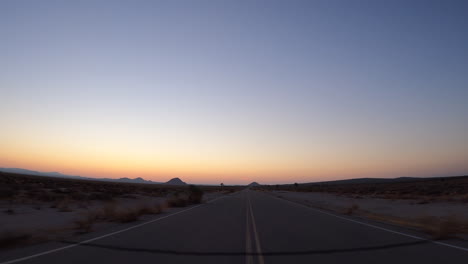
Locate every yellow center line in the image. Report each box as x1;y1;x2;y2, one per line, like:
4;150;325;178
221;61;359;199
248;193;265;264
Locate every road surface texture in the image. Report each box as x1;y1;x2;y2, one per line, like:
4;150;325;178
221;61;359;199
1;190;468;264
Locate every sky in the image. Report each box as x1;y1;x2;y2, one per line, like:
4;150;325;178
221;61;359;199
1;0;467;185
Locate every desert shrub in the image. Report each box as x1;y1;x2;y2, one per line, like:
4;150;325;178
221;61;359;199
53;188;71;194
166;185;204;207
167;196;188;207
70;192;88;201
57;199;73;212
74;218;94;233
417;215;466;240
188;185;204;204
34;191;53;202
135;203;163;215
135;205;152;215
88;192;114;200
74;210;100;233
460;194;468;203
0;187;18;199
87;201;164;224
77;201;91;209
344;204;360;215
0;231;32;248
101;202;117;219
121;194;137;199
152;203;164;214
114;209;140;223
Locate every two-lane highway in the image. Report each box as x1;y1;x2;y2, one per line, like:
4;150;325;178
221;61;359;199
1;190;468;264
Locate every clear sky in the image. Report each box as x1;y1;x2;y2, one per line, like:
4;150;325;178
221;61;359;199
1;0;467;184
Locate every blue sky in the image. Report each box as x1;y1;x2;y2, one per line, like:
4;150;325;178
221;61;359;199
1;0;467;184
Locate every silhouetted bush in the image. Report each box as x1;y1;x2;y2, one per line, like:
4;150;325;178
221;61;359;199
57;199;73;212
167;196;188;207
115;209;140;223
344;204;359;215
417;215;465;240
188;185;204;204
88;192;114;201
0;187;18;199
0;231;32;248
74;211;99;233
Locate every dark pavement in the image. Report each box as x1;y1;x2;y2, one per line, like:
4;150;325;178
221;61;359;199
1;190;468;264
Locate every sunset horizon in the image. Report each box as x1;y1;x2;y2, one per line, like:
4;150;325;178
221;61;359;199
2;0;467;185
1;164;467;186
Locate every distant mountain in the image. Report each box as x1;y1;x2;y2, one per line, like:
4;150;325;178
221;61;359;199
0;167;164;184
297;177;423;186
0;168;83;179
0;168;40;175
248;182;260;186
116;177;156;184
165;178;186;185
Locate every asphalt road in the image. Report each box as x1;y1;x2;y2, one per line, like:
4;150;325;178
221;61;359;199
1;190;468;264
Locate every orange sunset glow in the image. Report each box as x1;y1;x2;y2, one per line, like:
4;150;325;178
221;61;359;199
1;0;467;185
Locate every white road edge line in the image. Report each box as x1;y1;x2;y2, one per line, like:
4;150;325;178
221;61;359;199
269;193;468;253
0;195;229;264
248;195;265;264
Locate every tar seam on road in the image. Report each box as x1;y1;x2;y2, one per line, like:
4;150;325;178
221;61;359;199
59;239;430;255
0;195;230;264
269;193;468;253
